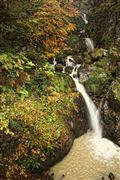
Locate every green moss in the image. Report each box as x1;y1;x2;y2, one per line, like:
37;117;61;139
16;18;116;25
112;80;120;102
91;48;105;59
94;57;110;68
83;52;92;64
85;70;112;94
51;74;74;93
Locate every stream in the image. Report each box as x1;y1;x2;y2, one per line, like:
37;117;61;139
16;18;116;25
50;60;120;180
50;3;120;179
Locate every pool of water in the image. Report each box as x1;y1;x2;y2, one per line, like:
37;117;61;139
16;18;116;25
50;132;120;180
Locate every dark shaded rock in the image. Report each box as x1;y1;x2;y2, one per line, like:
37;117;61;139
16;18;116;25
56;56;66;65
48;57;54;64
91;48;108;61
55;64;64;72
79;50;120;146
72;54;84;65
65;66;73;74
108;172;115;180
108;78;120;112
87;0;120;48
101;95;120;146
69;95;88;138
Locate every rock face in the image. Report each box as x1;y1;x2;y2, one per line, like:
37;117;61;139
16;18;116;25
108;78;120;112
87;0;120;48
79;49;120;146
102;93;120;146
81;0;120;146
102;77;120;145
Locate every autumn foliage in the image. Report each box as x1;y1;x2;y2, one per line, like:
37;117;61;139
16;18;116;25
0;0;80;178
1;0;79;58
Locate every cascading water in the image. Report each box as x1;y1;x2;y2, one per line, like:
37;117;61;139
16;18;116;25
62;66;65;73
80;12;95;53
50;0;120;177
70;67;102;138
85;37;94;52
52;57;57;71
81;13;88;24
50;58;120;180
66;56;75;67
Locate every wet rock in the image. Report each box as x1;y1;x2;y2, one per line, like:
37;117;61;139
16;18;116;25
65;66;73;74
108;172;115;180
72;54;83;65
79;73;89;83
48;57;54;64
55;64;64;72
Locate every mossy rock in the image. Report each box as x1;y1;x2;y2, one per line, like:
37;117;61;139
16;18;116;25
108;78;120;112
72;54;83;64
64;66;73;74
83;52;92;64
55;64;64;72
83;48;108;65
93;57;110;68
91;48;107;61
84;67;112;94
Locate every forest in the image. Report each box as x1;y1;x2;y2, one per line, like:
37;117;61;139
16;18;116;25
0;0;120;179
0;0;80;179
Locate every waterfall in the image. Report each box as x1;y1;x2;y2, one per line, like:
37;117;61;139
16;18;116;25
52;57;57;71
62;66;65;73
53;57;57;66
81;13;88;24
80;12;94;53
85;37;94;52
70;67;102;138
53;56;102;137
50;57;120;180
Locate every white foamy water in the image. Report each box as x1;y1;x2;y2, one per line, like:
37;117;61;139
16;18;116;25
89;133;120;161
66;56;75;67
50;132;120;180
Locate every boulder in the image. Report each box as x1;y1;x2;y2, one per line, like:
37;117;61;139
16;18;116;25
83;66;112;95
91;48;108;61
55;64;64;72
